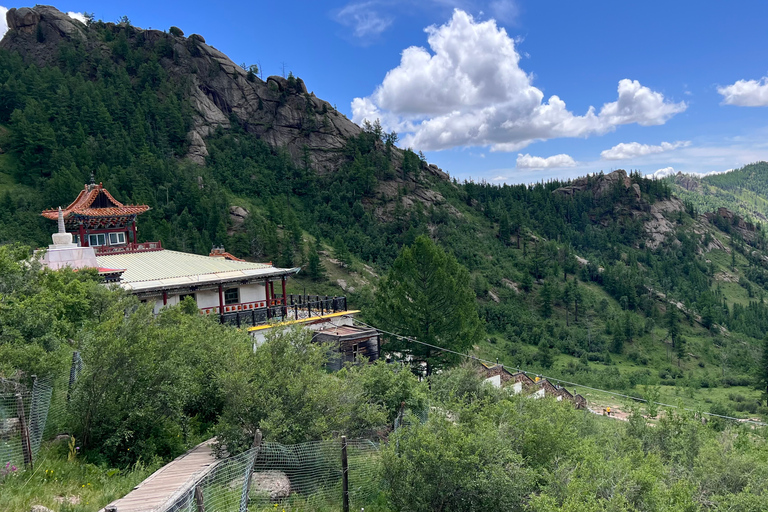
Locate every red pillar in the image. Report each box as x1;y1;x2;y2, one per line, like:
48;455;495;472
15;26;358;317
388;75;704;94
281;276;287;316
218;284;224;314
162;291;167;306
78;223;86;247
132;221;137;247
265;280;271;319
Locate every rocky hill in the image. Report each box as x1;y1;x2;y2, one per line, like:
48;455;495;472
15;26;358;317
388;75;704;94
2;5;446;182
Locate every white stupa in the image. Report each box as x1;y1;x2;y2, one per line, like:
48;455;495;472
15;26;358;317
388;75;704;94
40;207;99;270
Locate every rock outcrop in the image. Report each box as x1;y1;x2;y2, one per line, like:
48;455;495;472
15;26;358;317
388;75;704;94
6;6;85;40
674;172;701;192
553;169;634;199
644;198;684;249
553;170;691;250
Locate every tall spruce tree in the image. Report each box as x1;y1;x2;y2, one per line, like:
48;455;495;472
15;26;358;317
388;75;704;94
372;236;484;375
306;242;326;281
761;334;768;403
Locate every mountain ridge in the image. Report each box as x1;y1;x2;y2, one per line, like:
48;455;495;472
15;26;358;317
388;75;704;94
1;5;451;184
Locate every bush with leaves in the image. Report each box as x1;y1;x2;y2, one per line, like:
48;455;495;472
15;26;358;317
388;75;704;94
215;328;426;454
68;301;244;465
382;401;535;512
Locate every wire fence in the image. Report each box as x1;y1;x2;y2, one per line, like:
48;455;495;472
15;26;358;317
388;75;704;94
0;377;53;471
165;438;381;512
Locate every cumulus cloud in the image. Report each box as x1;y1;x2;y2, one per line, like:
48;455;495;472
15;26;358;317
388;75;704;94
718;77;768;106
601;140;690;160
352;9;686;152
648;167;676;179
516;153;576;169
1;6;8;39
334;1;393;40
647;166;734;180
67;11;88;24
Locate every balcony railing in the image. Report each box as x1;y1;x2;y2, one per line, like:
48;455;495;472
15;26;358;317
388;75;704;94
219;295;348;328
94;241;163;255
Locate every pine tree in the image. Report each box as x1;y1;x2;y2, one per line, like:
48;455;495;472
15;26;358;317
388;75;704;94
498;213;511;245
333;235;352;267
761;334;768;404
666;305;680;342
539;281;553;318
372;236;484;375
675;336;686;367
573;281;583;323
562;281;573;326
306;243;326;281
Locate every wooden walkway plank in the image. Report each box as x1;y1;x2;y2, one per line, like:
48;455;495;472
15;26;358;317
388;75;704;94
100;438;219;512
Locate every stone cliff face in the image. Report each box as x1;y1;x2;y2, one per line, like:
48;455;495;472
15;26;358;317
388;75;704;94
1;6;362;172
4;6;455;186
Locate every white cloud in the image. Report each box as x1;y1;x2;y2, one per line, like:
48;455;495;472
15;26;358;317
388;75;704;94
67;11;88;25
646;166;735;180
601;140;690;160
516;153;576;169
648;167;676;179
335;1;393;40
352;9;686;152
718;78;768;106
0;6;8;40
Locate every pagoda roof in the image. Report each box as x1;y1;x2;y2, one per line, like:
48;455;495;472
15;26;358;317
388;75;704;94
41;183;150;221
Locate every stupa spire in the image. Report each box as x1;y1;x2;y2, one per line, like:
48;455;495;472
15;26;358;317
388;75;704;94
57;207;65;234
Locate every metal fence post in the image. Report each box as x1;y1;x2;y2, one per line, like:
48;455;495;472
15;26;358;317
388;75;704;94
341;435;349;512
15;393;33;470
67;351;78;402
195;484;205;512
239;429;262;512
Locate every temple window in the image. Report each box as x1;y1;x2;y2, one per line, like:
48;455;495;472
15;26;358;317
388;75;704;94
109;232;126;245
89;233;106;246
179;293;197;304
224;287;239;305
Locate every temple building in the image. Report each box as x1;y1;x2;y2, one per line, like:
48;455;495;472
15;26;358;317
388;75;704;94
40;179;380;364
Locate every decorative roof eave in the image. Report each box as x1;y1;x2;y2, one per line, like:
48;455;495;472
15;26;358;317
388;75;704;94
41;183;150;220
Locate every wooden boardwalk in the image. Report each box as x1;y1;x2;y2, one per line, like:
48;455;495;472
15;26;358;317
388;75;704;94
101;438;219;512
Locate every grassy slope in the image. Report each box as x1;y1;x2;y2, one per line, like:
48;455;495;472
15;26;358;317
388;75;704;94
0;442;159;512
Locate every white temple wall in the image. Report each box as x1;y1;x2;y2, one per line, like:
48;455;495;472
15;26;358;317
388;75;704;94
196;290;220;309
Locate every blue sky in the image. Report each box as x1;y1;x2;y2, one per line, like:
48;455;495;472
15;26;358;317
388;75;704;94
3;1;768;184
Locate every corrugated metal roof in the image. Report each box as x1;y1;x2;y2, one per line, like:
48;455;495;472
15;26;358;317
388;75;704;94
96;249;296;292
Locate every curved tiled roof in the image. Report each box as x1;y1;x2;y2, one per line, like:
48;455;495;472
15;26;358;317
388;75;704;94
41;183;150;220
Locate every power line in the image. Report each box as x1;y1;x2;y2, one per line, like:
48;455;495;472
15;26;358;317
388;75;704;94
346;316;768;427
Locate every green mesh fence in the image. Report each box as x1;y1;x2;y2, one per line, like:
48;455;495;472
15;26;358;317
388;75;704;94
45;351;83;438
164;438;381;512
0;378;53;470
